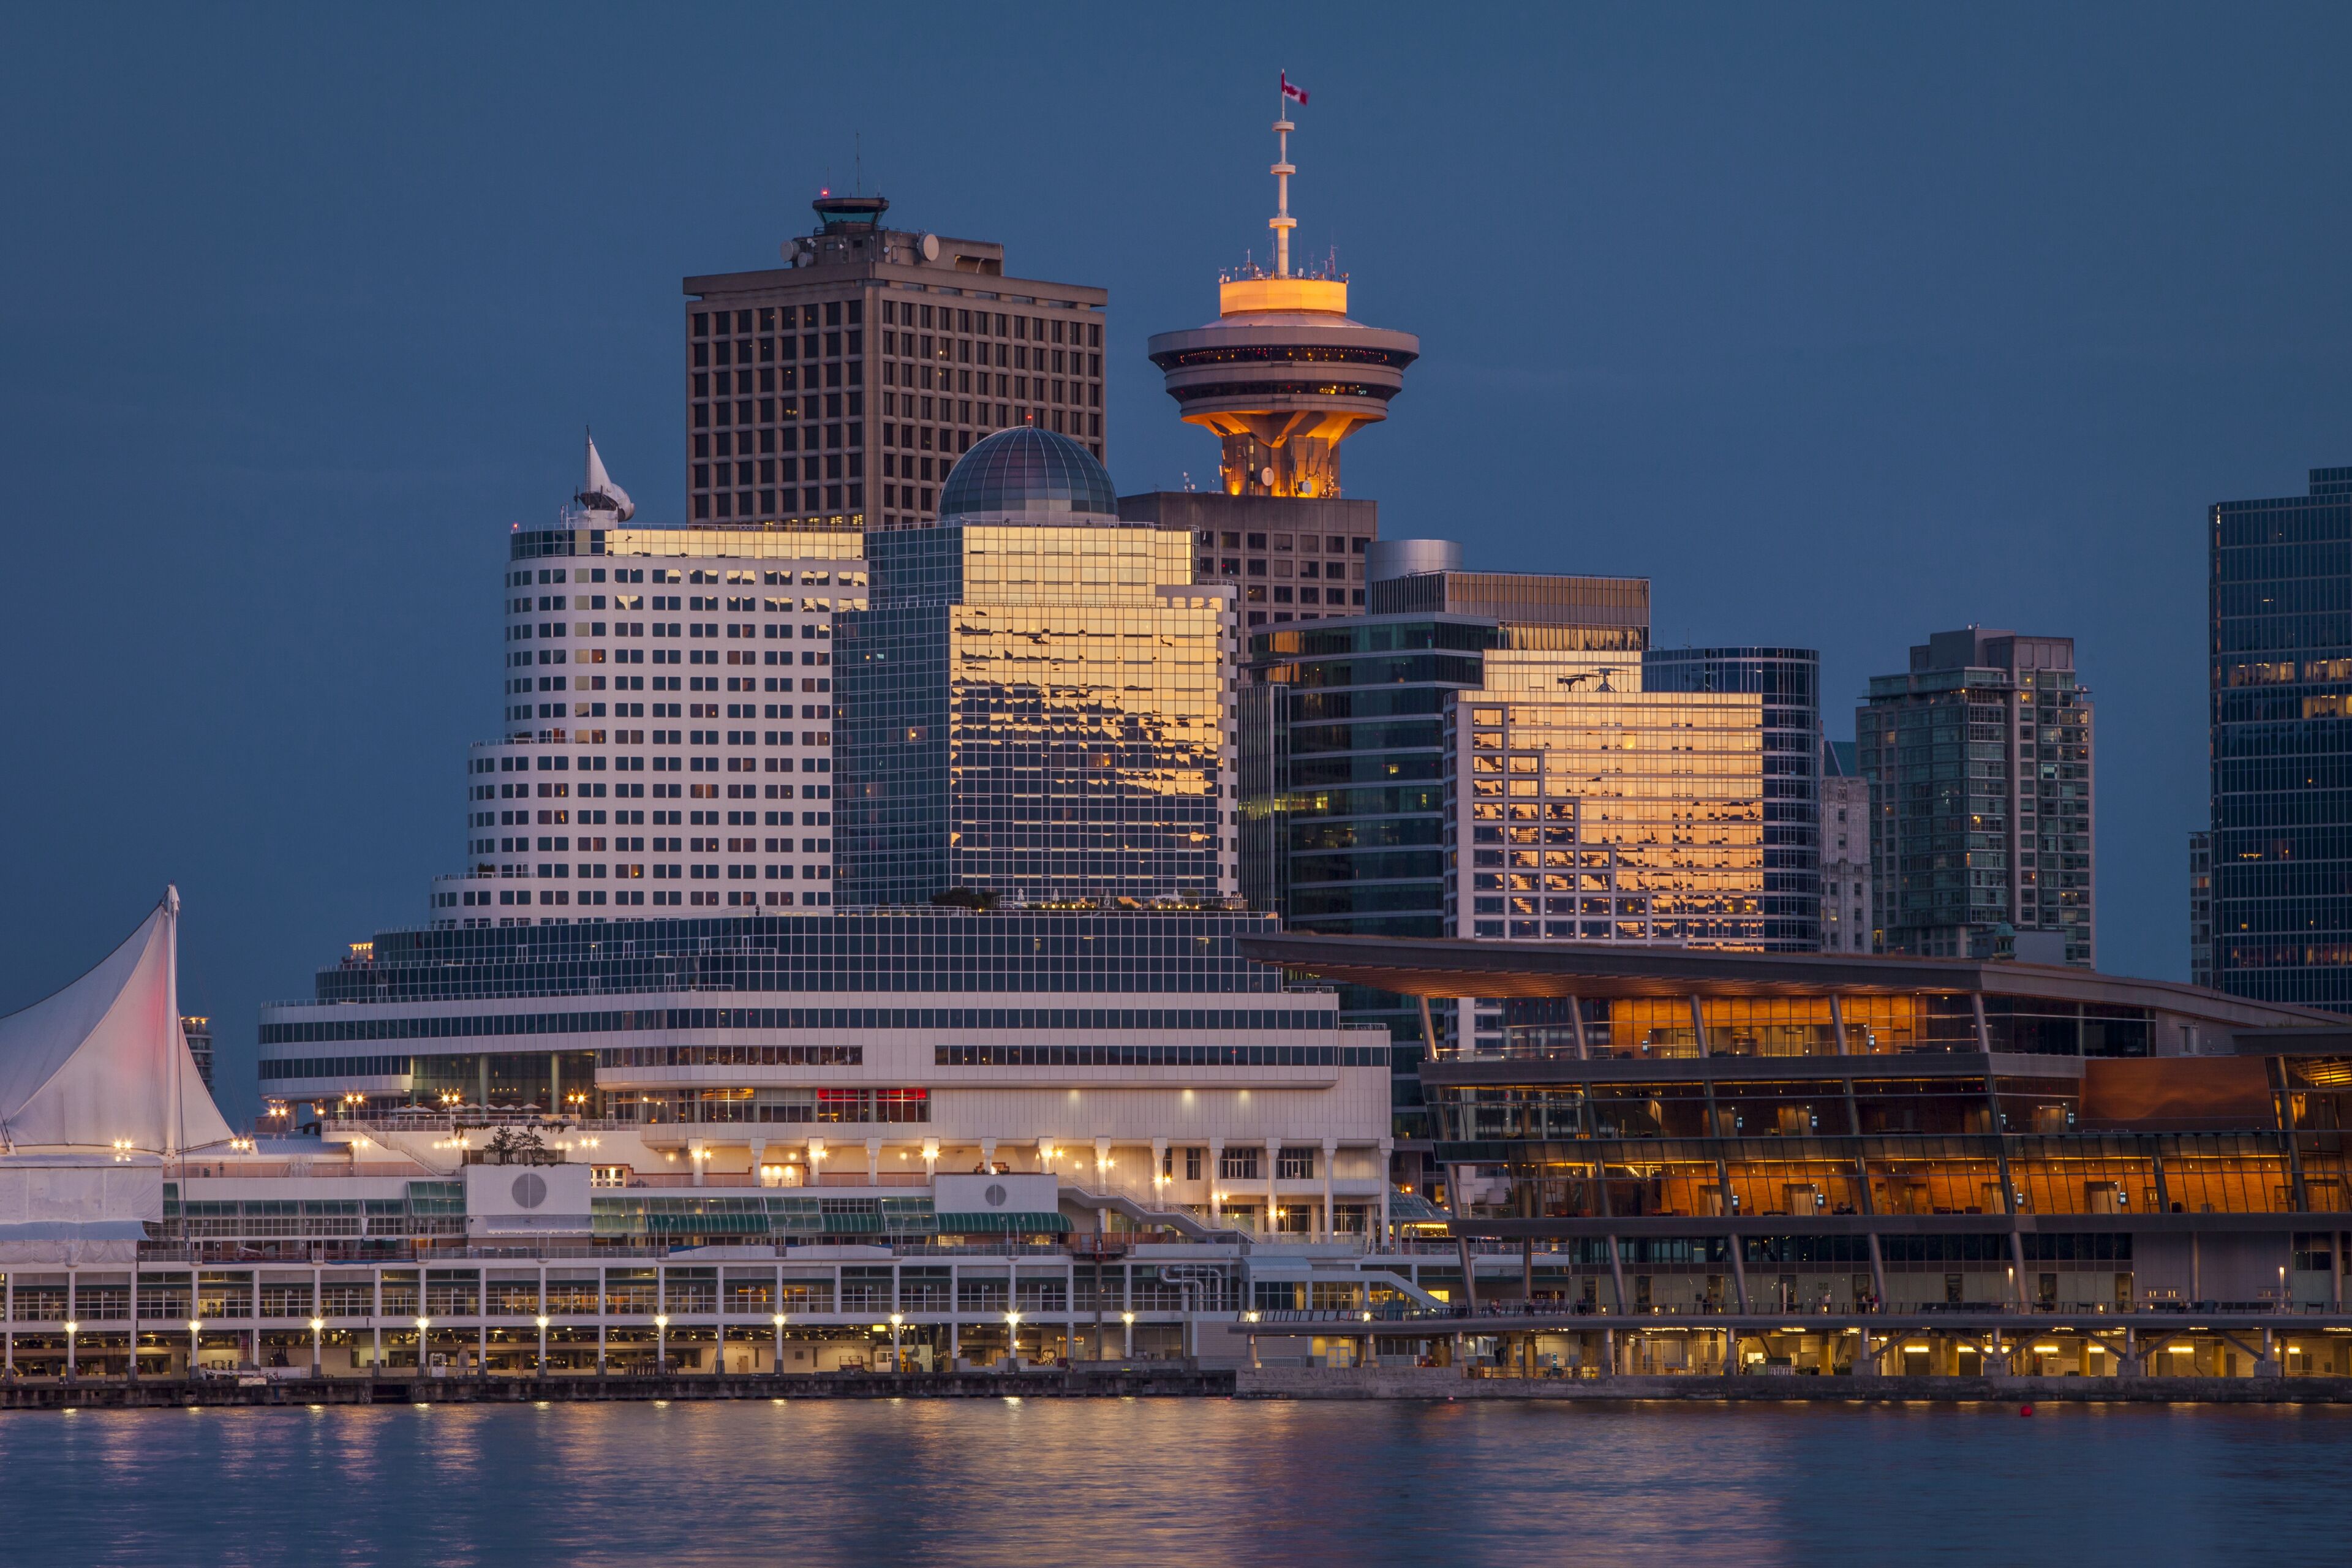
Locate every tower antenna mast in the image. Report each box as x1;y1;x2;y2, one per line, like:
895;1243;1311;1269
1271;73;1298;278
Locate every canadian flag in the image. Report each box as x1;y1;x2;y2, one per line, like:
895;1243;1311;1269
1280;71;1308;106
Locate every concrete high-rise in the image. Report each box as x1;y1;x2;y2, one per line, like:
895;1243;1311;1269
835;429;1238;909
1858;628;2094;967
685;194;1107;533
430;438;864;927
2209;466;2352;1009
1820;741;1874;954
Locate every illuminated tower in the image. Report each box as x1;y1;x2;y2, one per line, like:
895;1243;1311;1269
1147;111;1418;499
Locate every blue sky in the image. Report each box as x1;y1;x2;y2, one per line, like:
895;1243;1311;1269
4;4;2350;1117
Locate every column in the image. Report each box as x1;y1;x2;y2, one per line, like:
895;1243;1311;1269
979;1137;997;1175
690;1136;706;1187
549;1051;561;1113
1094;1137;1113;1196
807;1136;826;1185
748;1137;766;1187
1687;995;1709;1058
1378;1139;1393;1249
1321;1139;1337;1243
865;1139;882;1186
1266;1139;1281;1238
478;1053;489;1108
1207;1139;1225;1225
1150;1137;1169;1210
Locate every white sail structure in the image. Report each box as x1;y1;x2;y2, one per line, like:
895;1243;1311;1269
575;431;635;521
0;888;234;1156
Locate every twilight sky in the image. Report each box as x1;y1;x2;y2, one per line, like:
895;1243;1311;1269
4;4;2350;1118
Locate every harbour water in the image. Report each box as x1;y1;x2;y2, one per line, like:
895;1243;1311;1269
4;1399;2346;1566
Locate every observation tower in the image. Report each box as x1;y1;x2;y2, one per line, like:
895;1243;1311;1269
1147;110;1419;499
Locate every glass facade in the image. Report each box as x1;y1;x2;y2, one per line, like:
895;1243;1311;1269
301;913;1298;1005
1641;649;1821;951
1453;692;1766;947
837;521;1233;907
2211;467;2352;1009
1859;631;2093;966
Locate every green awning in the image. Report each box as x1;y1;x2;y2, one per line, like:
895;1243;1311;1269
935;1212;1070;1234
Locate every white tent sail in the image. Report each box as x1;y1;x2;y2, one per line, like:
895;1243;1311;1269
575;431;635;521
0;888;235;1155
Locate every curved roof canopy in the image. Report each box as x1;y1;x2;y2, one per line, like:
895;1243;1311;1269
0;889;233;1154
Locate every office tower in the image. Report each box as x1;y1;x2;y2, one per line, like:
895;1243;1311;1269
1642;647;1822;951
1124;113;1408;630
1240;543;1764;1145
2209;467;2352;1009
685;194;1107;532
430;439;864;927
179;1014;214;1090
835;428;1238;908
1118;491;1377;630
2189;829;2213;989
1858;628;2093;967
1820;742;1874;954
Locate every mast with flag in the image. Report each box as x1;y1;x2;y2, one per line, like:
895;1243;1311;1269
1271;72;1308;277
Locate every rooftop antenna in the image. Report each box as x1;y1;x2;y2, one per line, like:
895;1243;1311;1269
1273;70;1310;279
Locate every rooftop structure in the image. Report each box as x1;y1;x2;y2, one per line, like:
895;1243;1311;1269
1147;113;1417;500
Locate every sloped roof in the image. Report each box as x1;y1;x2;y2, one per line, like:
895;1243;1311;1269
0;890;234;1153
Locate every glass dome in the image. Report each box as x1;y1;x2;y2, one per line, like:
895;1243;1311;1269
937;428;1118;521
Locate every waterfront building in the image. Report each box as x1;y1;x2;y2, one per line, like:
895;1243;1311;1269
1642;648;1822;951
2190;829;2214;990
430;439;863;928
2209;467;2352;1011
1246;927;2352;1378
834;428;1238;908
1859;628;2094;967
1820;742;1874;955
684;193;1106;532
1238;544;1763;1165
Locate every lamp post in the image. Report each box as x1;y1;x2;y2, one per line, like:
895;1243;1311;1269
1121;1310;1135;1362
63;1321;77;1384
535;1315;549;1378
1004;1310;1022;1371
309;1317;323;1379
416;1316;431;1379
186;1319;201;1382
654;1313;669;1375
888;1312;904;1374
772;1313;787;1378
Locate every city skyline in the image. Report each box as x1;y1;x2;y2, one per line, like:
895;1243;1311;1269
9;8;2352;1116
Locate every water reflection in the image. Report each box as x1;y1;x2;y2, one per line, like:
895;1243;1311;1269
4;1400;2347;1566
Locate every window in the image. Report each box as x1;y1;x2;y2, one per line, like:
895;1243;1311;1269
1219;1147;1261;1182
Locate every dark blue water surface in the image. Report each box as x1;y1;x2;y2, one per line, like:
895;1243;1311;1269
1;1398;2343;1566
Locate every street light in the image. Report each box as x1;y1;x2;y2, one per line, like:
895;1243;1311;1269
186;1318;202;1382
654;1313;669;1374
1004;1310;1022;1370
772;1313;788;1378
1120;1310;1135;1361
888;1312;904;1374
63;1321;78;1384
535;1314;550;1377
309;1317;324;1378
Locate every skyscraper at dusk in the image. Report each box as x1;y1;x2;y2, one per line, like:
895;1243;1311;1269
2208;466;2352;1010
835;428;1238;909
1858;628;2094;967
685;194;1107;533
